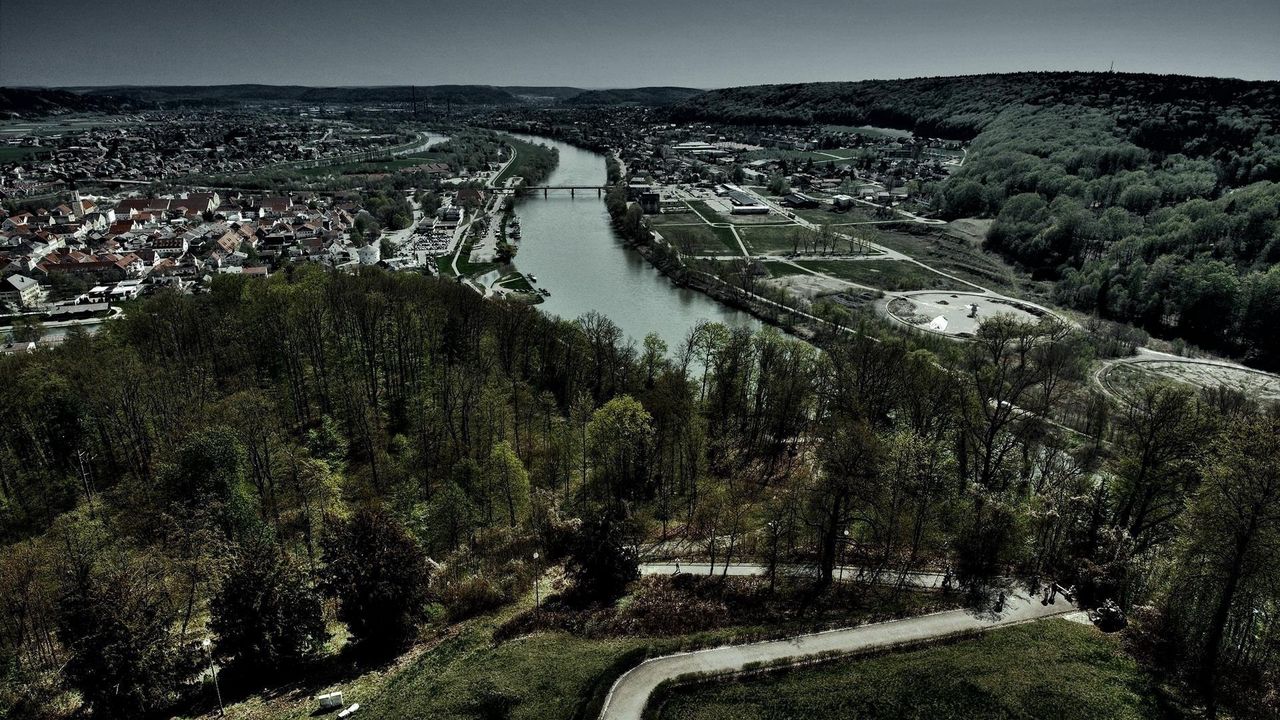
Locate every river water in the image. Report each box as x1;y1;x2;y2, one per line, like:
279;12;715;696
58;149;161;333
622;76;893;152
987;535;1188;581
507;134;758;351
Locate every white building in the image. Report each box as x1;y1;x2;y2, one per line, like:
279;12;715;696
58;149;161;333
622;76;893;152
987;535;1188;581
356;242;381;266
1;274;44;309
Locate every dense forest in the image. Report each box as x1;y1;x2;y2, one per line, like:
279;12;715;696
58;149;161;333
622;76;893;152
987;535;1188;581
1;267;1276;718
676;72;1280;365
674;72;1280;143
2;84;701;117
561;87;703;107
0;88;148;117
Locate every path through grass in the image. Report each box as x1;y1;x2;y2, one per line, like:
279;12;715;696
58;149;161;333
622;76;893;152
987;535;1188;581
654;620;1159;720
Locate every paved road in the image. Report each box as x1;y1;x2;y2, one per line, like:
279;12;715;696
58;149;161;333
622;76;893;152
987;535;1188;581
640;562;947;589
598;589;1075;720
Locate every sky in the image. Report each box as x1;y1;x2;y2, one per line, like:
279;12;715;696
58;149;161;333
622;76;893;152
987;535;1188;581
3;0;1278;88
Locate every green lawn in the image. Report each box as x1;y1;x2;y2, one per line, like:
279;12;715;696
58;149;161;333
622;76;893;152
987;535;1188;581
190;607;660;720
763;261;807;278
791;205;879;225
658;224;741;256
647;212;704;227
738;225;807;254
496;272;534;292
654;620;1159;720
493;136;559;187
871;227;1049;299
685;200;727;225
458;257;499;277
376;625;651;719
796;259;965;291
0;146;50;162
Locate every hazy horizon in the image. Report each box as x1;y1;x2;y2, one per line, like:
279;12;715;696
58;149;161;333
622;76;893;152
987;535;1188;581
3;0;1277;88
16;65;1280;92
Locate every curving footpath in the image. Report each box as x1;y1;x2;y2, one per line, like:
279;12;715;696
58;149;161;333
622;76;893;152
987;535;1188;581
597;589;1075;720
640;562;947;589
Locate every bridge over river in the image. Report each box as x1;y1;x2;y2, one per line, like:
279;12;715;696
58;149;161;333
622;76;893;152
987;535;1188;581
492;184;611;197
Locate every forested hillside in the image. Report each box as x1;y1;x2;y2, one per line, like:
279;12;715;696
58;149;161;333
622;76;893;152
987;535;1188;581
0;88;146;117
561;86;703;106
1;267;1277;719
78;84;524;105
677;73;1280;365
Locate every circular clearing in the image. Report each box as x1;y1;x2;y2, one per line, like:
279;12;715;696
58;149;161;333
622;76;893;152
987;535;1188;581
888;292;1050;338
1102;358;1280;403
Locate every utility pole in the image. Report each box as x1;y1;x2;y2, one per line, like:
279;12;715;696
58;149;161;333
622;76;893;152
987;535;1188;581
201;639;224;716
76;448;96;518
532;551;541;609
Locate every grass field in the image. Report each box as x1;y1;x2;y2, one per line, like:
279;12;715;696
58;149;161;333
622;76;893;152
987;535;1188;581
797;259;965;291
496;272;535;292
189;605;658;720
871;227;1049;299
647;211;704;226
493;136;557;187
791;205;877;224
763;261;808;278
654;620;1158;720
738;225;806;254
375;618;654;720
658;224;741;256
685;200;728;225
0;146;51;162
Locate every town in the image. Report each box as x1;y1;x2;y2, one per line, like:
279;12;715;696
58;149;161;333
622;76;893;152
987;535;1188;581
2;103;968;350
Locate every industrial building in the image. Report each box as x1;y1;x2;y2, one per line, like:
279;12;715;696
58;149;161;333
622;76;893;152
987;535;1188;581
721;184;770;215
783;192;819;209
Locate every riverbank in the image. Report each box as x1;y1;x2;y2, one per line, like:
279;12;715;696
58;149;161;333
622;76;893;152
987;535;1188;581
500;134;757;350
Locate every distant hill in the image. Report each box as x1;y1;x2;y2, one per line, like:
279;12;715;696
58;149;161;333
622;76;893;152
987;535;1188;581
674;72;1280;137
75;84;526;106
0;87;144;117
500;86;585;102
561;86;704;106
5;84;709;113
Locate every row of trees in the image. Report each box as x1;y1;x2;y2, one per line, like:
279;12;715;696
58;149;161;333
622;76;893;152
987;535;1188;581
0;267;1276;717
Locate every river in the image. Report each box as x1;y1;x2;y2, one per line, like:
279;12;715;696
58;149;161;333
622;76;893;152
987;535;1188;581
506;134;759;351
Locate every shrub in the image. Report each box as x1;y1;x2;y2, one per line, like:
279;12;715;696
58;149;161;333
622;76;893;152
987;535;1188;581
440;575;506;622
564;513;638;607
321;508;431;646
211;534;327;673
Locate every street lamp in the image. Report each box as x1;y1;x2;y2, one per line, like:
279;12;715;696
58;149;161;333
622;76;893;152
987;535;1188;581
838;529;849;582
201;638;224;716
532;551;541;609
766;520;780;593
